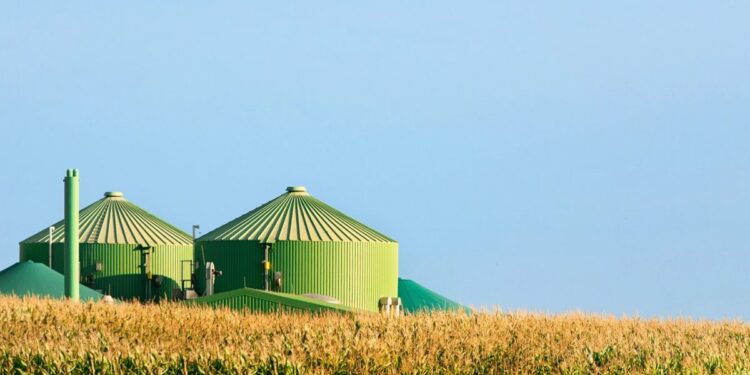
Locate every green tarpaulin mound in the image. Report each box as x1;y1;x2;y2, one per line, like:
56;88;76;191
398;278;470;314
0;261;103;301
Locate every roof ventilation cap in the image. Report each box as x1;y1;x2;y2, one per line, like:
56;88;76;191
286;186;307;193
104;192;124;198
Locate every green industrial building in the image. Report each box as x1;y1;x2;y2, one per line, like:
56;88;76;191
11;170;466;314
195;186;399;312
19;191;193;301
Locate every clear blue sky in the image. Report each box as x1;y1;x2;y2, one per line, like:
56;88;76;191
1;2;748;319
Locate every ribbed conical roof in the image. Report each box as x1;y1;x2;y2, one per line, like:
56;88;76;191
199;186;395;243
20;192;192;246
0;261;103;300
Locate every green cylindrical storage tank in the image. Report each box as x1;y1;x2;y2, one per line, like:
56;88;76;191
195;186;398;312
19;192;193;301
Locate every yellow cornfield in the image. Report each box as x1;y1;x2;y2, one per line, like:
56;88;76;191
0;295;748;374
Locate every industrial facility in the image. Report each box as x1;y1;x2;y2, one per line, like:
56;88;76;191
19;191;193;300
194;186;398;312
1;170;466;314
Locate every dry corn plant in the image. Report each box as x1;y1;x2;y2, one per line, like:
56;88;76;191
0;295;748;374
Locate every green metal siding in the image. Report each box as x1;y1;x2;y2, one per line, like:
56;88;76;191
194;240;263;294
194;240;398;312
271;241;398;312
185;288;357;314
20;242;192;301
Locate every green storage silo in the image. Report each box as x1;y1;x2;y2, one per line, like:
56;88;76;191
19;192;193;301
195;186;398;312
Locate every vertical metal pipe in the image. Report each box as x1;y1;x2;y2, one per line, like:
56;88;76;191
64;169;79;301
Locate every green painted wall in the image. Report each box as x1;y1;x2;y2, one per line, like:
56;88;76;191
19;242;193;301
194;240;398;312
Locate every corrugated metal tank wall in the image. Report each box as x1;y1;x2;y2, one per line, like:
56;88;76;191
19;242;193;300
193;240;398;312
270;241;398;312
194;240;263;294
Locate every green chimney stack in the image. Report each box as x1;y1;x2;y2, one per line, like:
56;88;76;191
63;169;79;301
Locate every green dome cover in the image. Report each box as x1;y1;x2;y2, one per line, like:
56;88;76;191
399;278;470;313
0;261;103;300
20;192;192;246
199;187;395;243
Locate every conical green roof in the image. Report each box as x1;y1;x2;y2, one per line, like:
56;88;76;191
0;261;103;300
199;186;395;243
20;192;192;246
399;278;470;313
